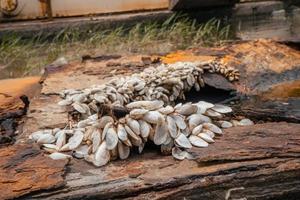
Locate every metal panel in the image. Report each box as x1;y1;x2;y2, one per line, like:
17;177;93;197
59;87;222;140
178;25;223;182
0;0;168;21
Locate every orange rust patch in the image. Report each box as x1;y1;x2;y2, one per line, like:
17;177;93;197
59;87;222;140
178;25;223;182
161;51;215;64
261;80;300;100
0;76;41;112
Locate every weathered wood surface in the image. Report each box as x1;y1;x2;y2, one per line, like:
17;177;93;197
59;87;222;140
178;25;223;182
17;122;300;200
0;144;67;200
2;40;299;199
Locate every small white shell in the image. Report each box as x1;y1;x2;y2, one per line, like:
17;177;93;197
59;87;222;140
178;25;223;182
154;121;168;145
166;116;178;138
203;123;222;134
129;109;148;119
126;100;164;110
189;135;209;147
158;105;174;115
139;120;151;139
93;142;110;167
92;129;101;153
105;127;118;150
118;141;130;160
37;134;55;144
126;118;141;136
73;145;90;159
198;133;214;143
143;111;164;124
171;115;186;130
176;103;198;116
218;121;233;128
49;152;71;160
239;118;254;126
172;147;194;160
188;114;211;130
211;104;232;114
68;131;84;150
99;116;114;129
175;133;192;149
58;99;72;106
192;124;203;135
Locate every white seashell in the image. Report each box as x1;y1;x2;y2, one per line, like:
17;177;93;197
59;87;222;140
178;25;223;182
99;116;114;129
73;145;90;159
205;109;223;118
196;101;214;111
202;129;215;138
37;134;55;144
125;125;142;146
218;121;233;128
56;131;66;149
171;115;186;130
211;104;232;114
126;100;164;110
143;111;164;124
166;116;178;138
118;141;130;160
198;133;214;143
49;152;71;160
192;124;203;135
129;109;148;119
94;94;107;103
189;135;209;147
126;118;141;135
43;144;58;151
29;131;44;141
176;103;198;116
72;102;87;114
102;122;113;140
93;142;110;167
158;105;174;115
58;99;72;106
105;127;118;150
68;131;84;150
153;121;168;145
239;118;254;126
203;123;222;134
117;124;128;142
188;114;211;130
172;147;194;160
92;129;101;153
175;133;192;149
139;120;151;139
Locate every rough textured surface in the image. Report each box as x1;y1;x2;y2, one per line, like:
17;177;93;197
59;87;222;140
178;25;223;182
21;123;300;200
0;144;67;200
9;40;300;199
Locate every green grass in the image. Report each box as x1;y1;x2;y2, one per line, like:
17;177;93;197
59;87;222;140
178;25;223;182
0;14;232;79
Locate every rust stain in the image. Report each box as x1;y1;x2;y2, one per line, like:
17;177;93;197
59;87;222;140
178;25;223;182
261;80;300;100
0;76;41;112
0;144;67;200
161;51;215;64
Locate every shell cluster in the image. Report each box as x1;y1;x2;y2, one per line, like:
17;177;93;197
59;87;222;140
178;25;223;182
58;61;240;119
29;61;249;167
30;100;253;166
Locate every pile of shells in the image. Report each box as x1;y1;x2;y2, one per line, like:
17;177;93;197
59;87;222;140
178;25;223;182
30;100;253;166
29;61;249;167
58;61;240;119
